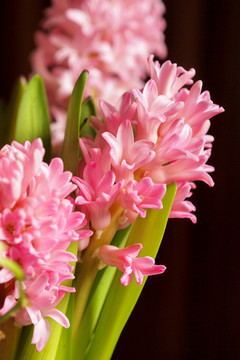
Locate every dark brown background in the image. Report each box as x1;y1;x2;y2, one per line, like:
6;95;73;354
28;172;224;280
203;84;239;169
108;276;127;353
0;1;239;359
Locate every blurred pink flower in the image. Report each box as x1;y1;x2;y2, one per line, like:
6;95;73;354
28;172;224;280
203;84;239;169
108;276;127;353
30;0;167;151
0;138;91;351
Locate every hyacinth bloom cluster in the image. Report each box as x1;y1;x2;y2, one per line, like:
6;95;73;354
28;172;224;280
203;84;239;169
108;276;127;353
73;56;224;236
0;139;91;351
0;57;224;354
30;0;167;150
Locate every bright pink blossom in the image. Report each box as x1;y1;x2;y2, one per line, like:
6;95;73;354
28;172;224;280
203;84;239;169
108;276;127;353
99;243;166;286
148;55;196;98
119;177;166;219
0;138;91;351
75;56;224;224
91;92;137;148
169;182;197;223
129;56;224;221
102;120;155;182
73;162;123;230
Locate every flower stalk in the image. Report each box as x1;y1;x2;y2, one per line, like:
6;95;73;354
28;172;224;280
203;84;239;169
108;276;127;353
72;202;124;334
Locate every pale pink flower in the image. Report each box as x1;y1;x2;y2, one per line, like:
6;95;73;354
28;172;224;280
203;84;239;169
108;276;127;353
169;182;197;223
129;56;224;221
99;243;166;286
0;139;44;211
102;120;155;182
91;92;137;148
73;162;123;230
75;57;223;225
0;138;91;351
30;0;167;151
79;138;112;177
132;79;167;143
119;177;166;219
148;55;196;98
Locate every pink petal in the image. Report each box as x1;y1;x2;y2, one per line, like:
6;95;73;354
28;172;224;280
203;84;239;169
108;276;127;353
32;318;51;352
45;308;70;328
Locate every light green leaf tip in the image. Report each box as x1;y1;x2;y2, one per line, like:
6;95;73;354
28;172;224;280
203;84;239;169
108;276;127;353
61;70;88;175
84;183;177;360
14;75;51;162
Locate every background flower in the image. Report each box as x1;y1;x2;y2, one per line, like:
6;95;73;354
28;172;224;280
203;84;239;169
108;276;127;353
30;0;167;151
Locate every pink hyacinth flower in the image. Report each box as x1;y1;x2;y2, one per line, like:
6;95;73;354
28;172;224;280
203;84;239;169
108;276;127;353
119;177;166;219
102;120;155;182
148;55;196;98
169;182;197;223
73;162;123;230
0;138;92;352
99;243;166;286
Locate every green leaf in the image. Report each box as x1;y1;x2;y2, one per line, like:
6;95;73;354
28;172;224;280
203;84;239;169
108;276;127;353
84;183;177;360
61;71;88;175
80;96;96;139
72;226;131;359
14;75;51;162
0;77;26;147
55;292;74;360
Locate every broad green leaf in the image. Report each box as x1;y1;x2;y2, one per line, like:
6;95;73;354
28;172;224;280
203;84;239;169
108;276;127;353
61;71;88;175
84;183;177;360
14;75;51;162
55;292;74;360
0;77;26;147
17;242;79;360
72;226;131;359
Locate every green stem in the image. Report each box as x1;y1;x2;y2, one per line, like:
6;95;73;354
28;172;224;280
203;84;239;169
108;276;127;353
72;203;124;336
72;258;99;336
